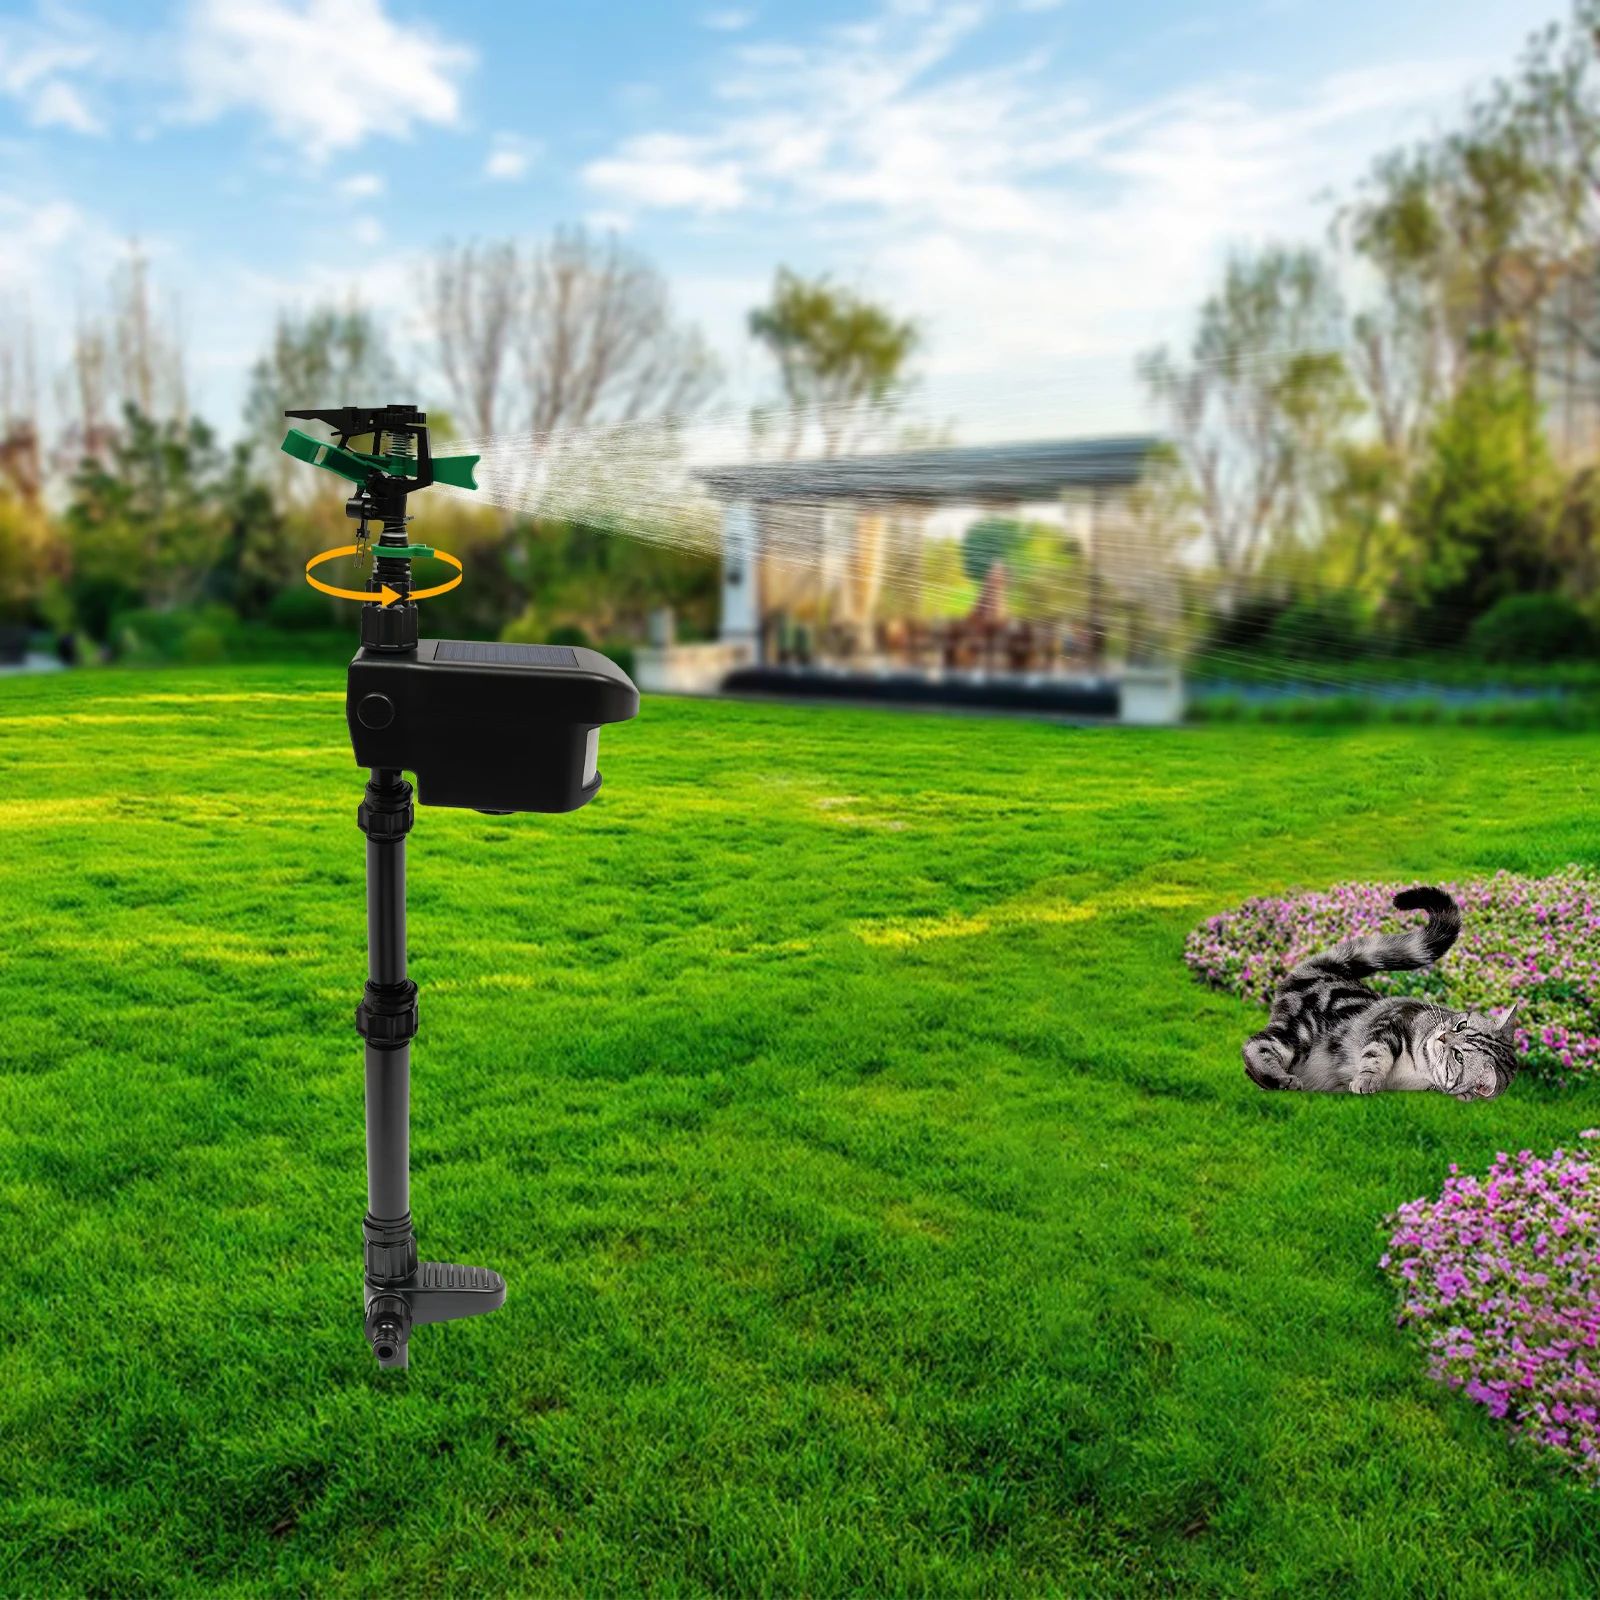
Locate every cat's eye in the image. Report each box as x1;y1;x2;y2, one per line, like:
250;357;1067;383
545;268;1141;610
1453;1049;1464;1064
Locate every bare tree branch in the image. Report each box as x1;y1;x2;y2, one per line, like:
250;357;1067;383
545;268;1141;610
426;241;521;438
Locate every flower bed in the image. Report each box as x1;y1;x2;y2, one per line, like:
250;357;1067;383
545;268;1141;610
1380;1137;1600;1483
1184;867;1600;1076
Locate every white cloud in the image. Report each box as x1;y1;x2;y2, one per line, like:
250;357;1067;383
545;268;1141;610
582;2;1505;432
587;132;748;211
0;196;97;281
583;208;636;235
0;9;106;134
27;76;99;133
181;0;472;160
485;133;540;182
339;171;385;198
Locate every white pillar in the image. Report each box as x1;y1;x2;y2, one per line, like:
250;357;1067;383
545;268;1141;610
720;499;761;661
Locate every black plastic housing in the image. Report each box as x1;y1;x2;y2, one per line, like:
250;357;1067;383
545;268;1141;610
346;640;639;813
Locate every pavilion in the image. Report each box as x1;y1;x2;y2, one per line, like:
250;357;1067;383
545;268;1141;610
636;433;1183;724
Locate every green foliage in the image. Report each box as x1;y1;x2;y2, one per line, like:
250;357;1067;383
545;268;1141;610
1202;596;1289;655
112;603;237;663
960;517;1024;586
182;621;225;663
2;668;1600;1594
749;269;919;452
206;445;298;620
265;583;337;633
63;408;231;621
0;492;59;625
1189;690;1600;728
1319;441;1408;605
501;515;718;647
1403;351;1555;637
1142;247;1356;595
1469;592;1595;663
1266;590;1373;661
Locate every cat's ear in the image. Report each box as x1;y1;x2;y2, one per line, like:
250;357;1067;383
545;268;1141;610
1493;1000;1523;1037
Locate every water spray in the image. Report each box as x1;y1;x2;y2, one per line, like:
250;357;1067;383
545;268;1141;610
284;405;639;1369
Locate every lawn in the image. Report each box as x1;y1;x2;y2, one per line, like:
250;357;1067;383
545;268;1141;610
2;663;1598;1598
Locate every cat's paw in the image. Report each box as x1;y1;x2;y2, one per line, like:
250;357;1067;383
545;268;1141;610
1243;1036;1294;1090
1350;1076;1382;1094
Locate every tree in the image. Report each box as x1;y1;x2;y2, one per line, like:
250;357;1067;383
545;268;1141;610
243;302;399;484
111;245;187;424
1094;445;1198;663
56;242;187;472
63;407;229;626
0;490;60;625
1141;247;1356;604
0;309;42;505
522;229;718;438
960;517;1023;585
1340;4;1600;449
426;241;521;440
203;444;295;620
1400;342;1555;640
500;513;720;648
1316;438;1409;609
748;269;919;457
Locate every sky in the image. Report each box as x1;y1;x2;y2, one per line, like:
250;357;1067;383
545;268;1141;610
0;0;1565;445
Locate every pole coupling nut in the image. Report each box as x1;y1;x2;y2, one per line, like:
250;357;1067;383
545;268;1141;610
357;795;414;838
363;1211;419;1283
356;980;419;1048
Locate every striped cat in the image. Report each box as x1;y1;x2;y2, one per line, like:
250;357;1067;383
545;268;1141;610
1242;886;1522;1098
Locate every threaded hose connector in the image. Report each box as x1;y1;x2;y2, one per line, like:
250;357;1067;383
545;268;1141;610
365;1294;411;1365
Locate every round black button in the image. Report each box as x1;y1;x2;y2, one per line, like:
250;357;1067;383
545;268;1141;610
357;693;395;729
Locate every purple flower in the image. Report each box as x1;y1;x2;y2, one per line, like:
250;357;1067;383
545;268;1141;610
1381;1142;1600;1483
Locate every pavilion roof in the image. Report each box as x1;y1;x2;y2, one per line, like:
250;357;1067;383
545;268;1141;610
695;435;1160;505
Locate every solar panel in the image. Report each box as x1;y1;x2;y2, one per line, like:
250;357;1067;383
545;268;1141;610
436;641;578;668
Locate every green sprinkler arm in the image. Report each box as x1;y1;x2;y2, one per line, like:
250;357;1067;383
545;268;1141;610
280;408;480;493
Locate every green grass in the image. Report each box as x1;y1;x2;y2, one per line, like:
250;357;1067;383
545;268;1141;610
2;665;1599;1598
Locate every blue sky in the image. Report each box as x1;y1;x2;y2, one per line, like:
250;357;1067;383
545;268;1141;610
0;0;1563;442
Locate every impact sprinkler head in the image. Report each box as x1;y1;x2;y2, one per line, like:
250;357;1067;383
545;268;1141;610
283;405;480;650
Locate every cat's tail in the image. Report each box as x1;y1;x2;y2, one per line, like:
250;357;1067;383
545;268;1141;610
1285;886;1461;985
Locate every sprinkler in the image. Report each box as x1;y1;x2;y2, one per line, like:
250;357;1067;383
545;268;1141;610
283;405;639;1368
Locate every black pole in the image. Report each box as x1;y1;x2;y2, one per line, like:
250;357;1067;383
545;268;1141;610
356;766;421;1368
365;764;410;1218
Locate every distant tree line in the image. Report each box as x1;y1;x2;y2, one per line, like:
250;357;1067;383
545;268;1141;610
1147;0;1600;666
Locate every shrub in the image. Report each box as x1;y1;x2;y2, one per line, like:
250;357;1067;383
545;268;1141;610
1201;595;1286;655
1266;590;1371;661
1380;1136;1600;1484
182;623;225;664
266;583;337;632
115;605;236;663
1469;593;1594;665
1184;867;1600;1077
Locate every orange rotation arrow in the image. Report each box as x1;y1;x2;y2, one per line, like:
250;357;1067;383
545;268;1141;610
305;545;463;607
